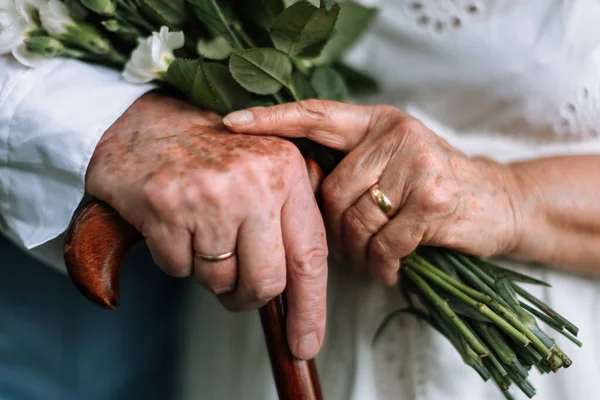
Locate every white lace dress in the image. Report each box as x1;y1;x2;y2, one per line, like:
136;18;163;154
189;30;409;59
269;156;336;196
177;1;600;399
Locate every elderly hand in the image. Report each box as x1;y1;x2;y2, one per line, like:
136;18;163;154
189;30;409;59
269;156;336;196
86;92;328;360
223;100;523;286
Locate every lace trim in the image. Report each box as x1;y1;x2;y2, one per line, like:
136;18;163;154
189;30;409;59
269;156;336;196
403;0;486;33
554;84;600;139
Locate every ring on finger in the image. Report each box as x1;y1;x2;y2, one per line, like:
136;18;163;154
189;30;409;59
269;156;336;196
368;183;398;219
195;250;236;262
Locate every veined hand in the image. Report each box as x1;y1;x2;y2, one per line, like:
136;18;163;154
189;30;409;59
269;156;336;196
86;92;328;360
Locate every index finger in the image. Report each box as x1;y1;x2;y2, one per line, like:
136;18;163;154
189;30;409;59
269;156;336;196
223;99;376;152
281;174;329;360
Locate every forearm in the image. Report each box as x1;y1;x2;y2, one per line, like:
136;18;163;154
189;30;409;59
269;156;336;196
505;155;600;274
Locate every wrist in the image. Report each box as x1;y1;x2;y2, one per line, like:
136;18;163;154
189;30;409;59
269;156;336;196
471;156;528;257
85;91;165;198
500;162;552;263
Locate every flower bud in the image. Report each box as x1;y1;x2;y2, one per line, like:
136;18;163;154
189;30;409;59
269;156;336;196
80;0;116;16
101;19;139;36
24;36;66;57
40;0;111;54
68;23;112;54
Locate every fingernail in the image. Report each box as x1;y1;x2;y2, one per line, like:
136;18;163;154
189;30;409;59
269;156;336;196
223;110;254;127
295;332;319;360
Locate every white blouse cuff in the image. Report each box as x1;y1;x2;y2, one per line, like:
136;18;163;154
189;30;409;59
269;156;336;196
0;57;155;252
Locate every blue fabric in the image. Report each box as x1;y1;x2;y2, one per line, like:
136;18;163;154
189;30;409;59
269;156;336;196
0;237;184;400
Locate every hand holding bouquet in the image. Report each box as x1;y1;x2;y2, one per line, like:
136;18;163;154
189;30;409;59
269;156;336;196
1;1;581;398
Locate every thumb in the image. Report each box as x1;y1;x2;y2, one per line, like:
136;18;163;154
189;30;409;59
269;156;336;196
223;99;376;152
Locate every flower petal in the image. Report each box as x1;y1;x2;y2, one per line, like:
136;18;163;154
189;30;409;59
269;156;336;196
122;63;155;83
0;19;28;54
40;0;73;36
167;31;184;50
12;42;49;67
122;27;184;84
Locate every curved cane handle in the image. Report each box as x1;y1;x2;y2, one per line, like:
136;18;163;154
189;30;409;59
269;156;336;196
63;159;324;400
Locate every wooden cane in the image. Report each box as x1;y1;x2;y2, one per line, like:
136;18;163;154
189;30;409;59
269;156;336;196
63;159;324;400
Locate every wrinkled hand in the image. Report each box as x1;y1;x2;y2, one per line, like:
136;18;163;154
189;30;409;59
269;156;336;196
86;93;328;360
224;100;522;286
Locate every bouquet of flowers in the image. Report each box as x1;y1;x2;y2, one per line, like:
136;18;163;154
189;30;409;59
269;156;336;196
1;0;581;398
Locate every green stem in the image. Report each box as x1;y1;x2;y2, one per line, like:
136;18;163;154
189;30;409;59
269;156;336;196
207;0;243;50
411;257;557;361
519;302;582;347
408;259;530;346
455;252;578;338
446;254;510;308
514;284;579;336
116;3;155;32
475;322;516;365
404;268;490;357
233;23;256;48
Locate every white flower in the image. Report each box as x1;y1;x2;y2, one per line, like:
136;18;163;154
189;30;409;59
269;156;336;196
123;27;184;84
39;0;110;55
12;42;47;66
0;0;47;67
39;0;75;36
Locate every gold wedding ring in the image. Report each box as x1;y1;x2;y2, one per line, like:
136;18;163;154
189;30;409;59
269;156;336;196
369;183;397;219
196;250;236;262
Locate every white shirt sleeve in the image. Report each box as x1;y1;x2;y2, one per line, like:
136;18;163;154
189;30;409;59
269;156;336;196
0;56;155;272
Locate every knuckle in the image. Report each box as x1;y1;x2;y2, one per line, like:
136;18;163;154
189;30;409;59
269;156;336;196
406;221;427;246
248;273;286;302
281;140;305;166
420;182;459;216
373;104;399;116
290;245;329;279
321;176;342;207
297;99;329;122
342;207;369;236
156;253;190;278
392;115;427;136
411;148;442;172
142;178;180;215
263;105;285;125
369;234;391;260
196;265;235;295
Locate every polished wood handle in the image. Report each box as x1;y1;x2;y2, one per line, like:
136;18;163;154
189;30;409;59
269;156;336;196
63;159;324;400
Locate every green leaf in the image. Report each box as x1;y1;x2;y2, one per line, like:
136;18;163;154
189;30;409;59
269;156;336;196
139;0;188;26
247;99;276;108
204;63;252;113
320;2;377;63
166;58;212;109
475;258;551;287
445;295;492;322
196;35;233;60
418;248;460;280
495;278;520;310
284;0;318;6
270;1;340;57
311;65;348;101
333;62;379;96
238;0;285;29
229;48;292;95
166;58;250;114
187;0;232;37
292;71;317;100
319;0;336;11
